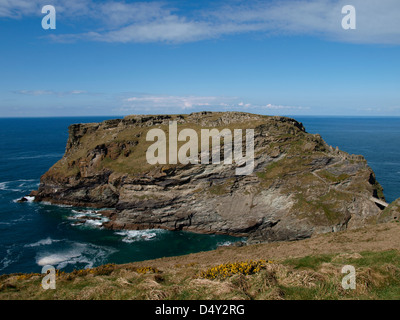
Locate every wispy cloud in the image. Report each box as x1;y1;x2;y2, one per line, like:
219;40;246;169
13;89;88;96
1;0;400;45
357;106;400;114
0;0;92;18
0;0;42;18
264;104;310;110
118;93;308;114
122;94;238;110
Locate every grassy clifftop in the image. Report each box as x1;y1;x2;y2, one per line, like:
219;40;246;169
1;222;399;300
45;112;304;178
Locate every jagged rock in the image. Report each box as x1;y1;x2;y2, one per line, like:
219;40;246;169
34;112;386;243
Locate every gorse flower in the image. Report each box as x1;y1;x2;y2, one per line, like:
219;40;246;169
135;266;159;274
200;259;273;279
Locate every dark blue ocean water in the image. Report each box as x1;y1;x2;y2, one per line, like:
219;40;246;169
0;116;399;275
0;117;242;275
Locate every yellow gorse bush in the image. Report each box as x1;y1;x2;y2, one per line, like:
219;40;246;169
16;273;40;280
135;266;159;274
68;263;116;276
200;259;273;279
17;269;65;281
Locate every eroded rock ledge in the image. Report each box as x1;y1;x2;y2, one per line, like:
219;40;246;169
33;112;386;243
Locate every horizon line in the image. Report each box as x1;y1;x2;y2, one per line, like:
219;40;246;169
1;114;400;119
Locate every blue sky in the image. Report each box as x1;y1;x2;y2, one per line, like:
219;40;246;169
0;0;399;117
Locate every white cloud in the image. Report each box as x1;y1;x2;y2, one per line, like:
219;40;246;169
2;0;399;44
69;90;86;94
119;94;310;114
123;94;237;110
264;104;310;110
14;89;88;96
7;89;312;115
0;0;92;18
357;106;400;114
0;0;41;18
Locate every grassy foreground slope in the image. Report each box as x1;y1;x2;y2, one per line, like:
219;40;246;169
1;221;399;300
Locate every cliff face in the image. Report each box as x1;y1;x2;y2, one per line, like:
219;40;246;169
34;112;386;242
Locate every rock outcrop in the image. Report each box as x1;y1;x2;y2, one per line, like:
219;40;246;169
34;112;387;243
378;198;400;223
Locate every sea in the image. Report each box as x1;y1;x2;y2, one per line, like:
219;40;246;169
0;116;399;275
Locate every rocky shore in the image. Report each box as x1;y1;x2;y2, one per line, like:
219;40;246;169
32;112;390;243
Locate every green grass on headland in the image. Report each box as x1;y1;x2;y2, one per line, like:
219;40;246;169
1;220;400;300
0;250;398;300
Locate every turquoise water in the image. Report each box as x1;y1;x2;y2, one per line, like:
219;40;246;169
0;116;399;274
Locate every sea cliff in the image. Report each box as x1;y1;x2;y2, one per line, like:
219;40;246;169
33;112;387;243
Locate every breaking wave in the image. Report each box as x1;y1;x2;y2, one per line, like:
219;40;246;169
36;242;116;269
25;237;61;248
13;196;35;203
217;241;233;247
115;229;166;243
68;209;109;228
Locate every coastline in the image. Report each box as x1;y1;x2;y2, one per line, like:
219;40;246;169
2;116;400;275
1;221;399;300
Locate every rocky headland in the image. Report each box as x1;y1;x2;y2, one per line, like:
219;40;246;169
32;112;392;243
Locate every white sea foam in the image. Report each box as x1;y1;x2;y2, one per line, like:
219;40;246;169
17;181;39;188
70;222;82;227
0;216;32;227
115;229;164;243
0;247;22;272
0;249;14;271
84;219;104;227
36;242;117;269
0;181;22;192
12;153;64;160
37;252;81;266
53;203;72;208
25;237;60;248
217;241;233;247
0;257;13;271
1;180;39;193
69;209;109;228
39;201;73;208
12;195;35;203
71;209;99;215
